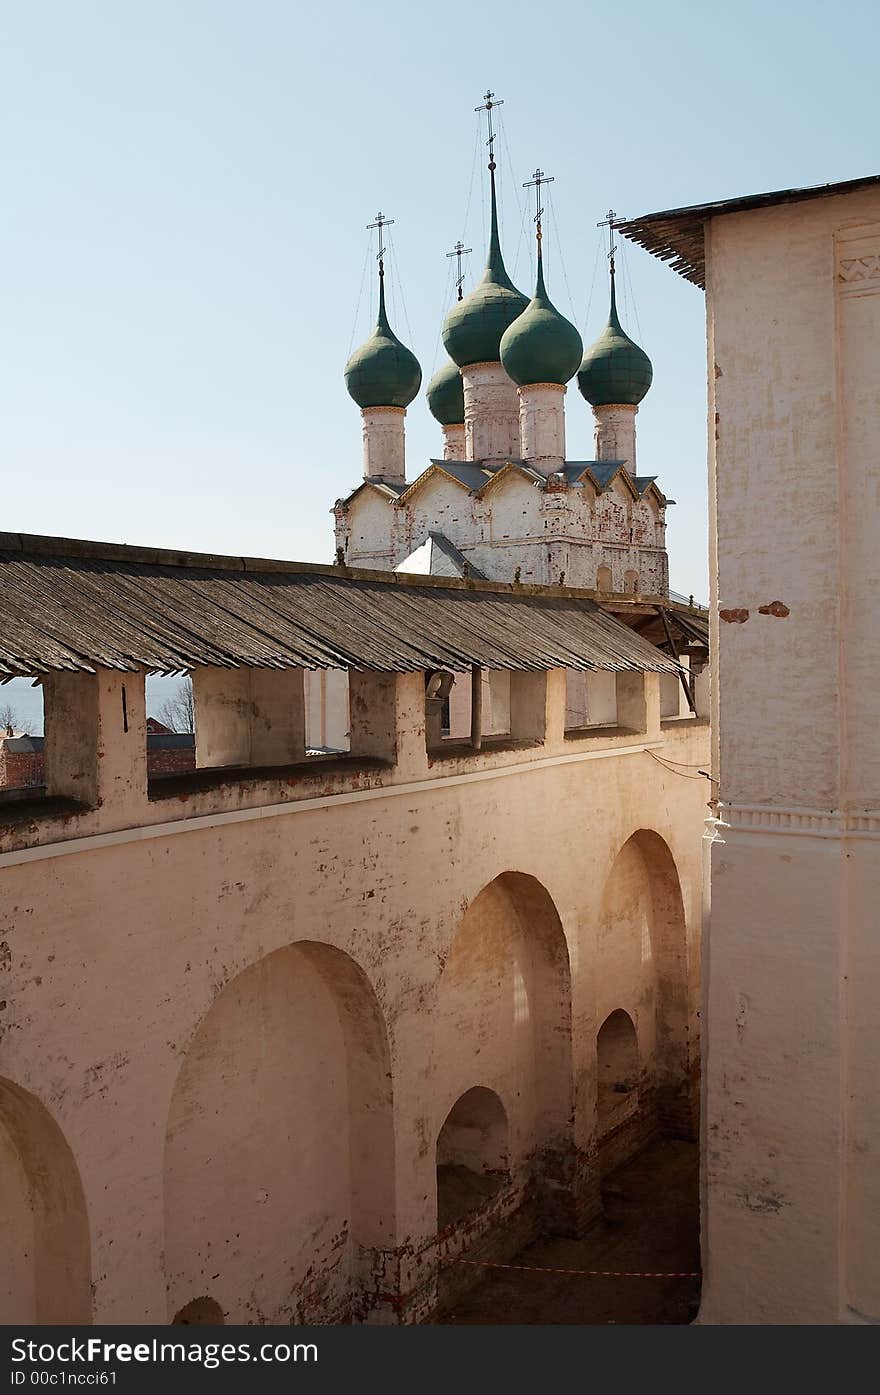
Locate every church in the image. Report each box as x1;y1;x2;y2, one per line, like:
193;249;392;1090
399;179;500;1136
336;129;668;600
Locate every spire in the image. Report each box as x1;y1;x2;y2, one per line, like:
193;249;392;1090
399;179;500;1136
577;210;652;408
367;210;394;331
598;208;623;329
524;167;555;301
476;90;516;288
446;239;472;302
344;210;422;411
499;166;582;389
442;92;528;368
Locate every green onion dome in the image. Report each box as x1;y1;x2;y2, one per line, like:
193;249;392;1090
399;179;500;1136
577;271;652;407
344;274;422;409
426;356;464;425
442;168;528;369
499;245;583;387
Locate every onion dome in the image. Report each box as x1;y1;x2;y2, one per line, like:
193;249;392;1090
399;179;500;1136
442;167;528;369
344;272;421;409
426;357;464;425
577;269;652;406
499;243;583;386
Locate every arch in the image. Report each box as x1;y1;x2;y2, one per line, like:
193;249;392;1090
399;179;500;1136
436;871;574;1234
163;941;394;1325
596;565;612;591
0;1078;92;1323
172;1296;225;1325
436;1087;510;1227
597;830;693;1154
624;568;639;594
597;1009;640;1126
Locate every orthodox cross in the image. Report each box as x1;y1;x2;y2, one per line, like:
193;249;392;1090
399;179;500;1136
447;239;472;301
475;90;503;168
597;207;621;275
367;210;394;278
524;167;554;245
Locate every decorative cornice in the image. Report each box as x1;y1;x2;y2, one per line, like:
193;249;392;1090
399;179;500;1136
460;360;505;375
835;224;880;298
361;405;406;418
717;802;880;840
838;255;880;284
517;382;566;396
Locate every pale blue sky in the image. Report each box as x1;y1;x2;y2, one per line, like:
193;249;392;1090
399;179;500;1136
3;1;877;605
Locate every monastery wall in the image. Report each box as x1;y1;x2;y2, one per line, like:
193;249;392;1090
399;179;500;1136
0;666;708;1325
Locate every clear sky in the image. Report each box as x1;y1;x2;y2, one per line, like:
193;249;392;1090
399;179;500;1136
4;1;877;601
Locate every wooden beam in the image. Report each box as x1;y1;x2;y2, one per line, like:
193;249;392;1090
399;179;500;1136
658;606;696;715
470;664;483;750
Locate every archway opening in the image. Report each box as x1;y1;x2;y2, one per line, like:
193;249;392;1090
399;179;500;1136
436;1087;510;1228
434;870;574;1302
172;1296;224;1325
592;831;699;1318
597;1009;640;1132
164;941;394;1325
0;1078;91;1324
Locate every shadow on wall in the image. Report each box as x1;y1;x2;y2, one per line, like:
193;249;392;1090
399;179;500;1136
595;829;695;1177
0;1077;92;1323
435;872;574;1242
437;1086;510;1229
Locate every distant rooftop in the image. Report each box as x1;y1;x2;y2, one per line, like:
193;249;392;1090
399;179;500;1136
617;173;880;288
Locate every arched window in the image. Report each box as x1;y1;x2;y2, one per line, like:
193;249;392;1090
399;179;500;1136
596;565;613;592
436;1087;509;1227
624;569;639;594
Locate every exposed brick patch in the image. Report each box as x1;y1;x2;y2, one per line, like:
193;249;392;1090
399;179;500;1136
719;608;750;624
758;600;790;618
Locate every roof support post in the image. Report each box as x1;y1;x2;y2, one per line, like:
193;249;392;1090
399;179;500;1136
470;664;483;750
658;606;696;714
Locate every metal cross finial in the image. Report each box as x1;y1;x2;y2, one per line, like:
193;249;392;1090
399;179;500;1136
475;89;504;169
524;167;555;242
447;238;472;301
597;207;621;274
367;210;395;276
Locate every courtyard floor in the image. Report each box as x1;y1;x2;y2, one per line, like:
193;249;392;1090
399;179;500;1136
435;1137;701;1325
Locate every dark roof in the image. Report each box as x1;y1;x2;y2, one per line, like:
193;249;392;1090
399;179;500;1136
428;532;488;581
335;478;406;509
0;531;680;678
0;734;43;752
147;732;195;750
617;173;880;289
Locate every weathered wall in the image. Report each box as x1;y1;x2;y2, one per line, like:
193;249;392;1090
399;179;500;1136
0;667;708;1324
701;184;880;1324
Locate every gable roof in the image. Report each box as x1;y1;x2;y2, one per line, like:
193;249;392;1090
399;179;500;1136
335;478;405;510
